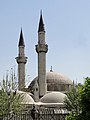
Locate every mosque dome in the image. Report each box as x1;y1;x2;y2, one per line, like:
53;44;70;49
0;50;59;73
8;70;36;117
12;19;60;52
17;91;34;104
46;71;72;84
40;92;66;103
29;71;72;92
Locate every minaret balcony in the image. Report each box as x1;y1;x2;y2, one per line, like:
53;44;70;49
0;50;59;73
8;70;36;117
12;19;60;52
16;57;27;64
36;44;48;53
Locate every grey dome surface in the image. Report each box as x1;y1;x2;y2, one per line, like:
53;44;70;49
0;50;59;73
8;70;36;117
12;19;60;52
17;91;34;104
40;92;66;103
46;72;72;84
29;71;72;92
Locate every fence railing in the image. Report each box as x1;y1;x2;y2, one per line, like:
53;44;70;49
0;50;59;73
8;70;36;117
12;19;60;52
0;107;68;120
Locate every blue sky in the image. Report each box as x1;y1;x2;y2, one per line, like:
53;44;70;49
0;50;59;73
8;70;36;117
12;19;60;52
0;0;90;85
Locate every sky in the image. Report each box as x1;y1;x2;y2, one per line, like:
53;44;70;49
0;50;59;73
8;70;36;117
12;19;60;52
0;0;90;86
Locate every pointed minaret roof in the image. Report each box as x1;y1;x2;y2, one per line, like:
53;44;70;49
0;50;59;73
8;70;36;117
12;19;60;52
18;28;25;46
38;11;45;32
50;66;53;72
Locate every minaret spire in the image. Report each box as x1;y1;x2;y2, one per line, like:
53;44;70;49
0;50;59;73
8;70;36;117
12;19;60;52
16;29;27;91
38;11;45;32
50;66;53;72
36;12;48;98
18;28;25;46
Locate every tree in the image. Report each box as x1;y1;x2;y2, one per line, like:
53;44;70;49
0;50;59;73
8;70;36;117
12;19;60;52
64;85;81;120
0;78;24;117
78;77;90;120
65;77;90;120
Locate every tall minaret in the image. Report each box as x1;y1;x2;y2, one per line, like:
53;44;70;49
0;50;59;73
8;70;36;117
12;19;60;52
36;12;48;98
16;29;27;91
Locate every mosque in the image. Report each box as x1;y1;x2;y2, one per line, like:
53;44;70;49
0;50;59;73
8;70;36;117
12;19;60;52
15;12;73;109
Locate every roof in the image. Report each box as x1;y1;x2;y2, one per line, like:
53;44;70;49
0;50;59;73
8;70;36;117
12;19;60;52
38;12;45;32
18;29;25;46
46;71;72;84
40;92;67;103
29;71;72;89
16;91;34;104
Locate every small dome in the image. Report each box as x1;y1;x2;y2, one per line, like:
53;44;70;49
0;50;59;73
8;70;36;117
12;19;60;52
40;92;66;103
17;91;34;104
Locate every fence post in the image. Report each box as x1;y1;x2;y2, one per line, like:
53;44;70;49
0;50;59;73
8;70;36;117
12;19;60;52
31;105;39;120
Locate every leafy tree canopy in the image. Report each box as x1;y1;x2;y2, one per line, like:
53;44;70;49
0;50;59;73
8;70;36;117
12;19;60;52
0;77;24;117
65;77;90;120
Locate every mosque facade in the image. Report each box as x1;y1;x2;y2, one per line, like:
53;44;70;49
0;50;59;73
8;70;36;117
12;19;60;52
16;12;73;108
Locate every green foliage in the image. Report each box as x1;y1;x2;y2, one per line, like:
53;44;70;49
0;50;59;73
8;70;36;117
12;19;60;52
64;85;81;115
78;77;90;120
0;79;24;116
65;112;79;120
65;77;90;120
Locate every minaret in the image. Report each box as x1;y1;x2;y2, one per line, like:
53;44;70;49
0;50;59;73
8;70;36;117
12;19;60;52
33;80;39;102
16;29;27;91
36;12;48;98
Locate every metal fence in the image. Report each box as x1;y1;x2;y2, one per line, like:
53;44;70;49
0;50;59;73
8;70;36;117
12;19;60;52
0;107;68;120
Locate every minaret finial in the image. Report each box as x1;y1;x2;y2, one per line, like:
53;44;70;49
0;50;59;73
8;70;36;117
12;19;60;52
18;28;25;46
40;10;42;15
38;11;45;32
50;66;53;72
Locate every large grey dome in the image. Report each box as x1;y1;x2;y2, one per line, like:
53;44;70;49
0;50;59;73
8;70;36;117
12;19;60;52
46;71;72;84
28;71;72;92
40;92;66;103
